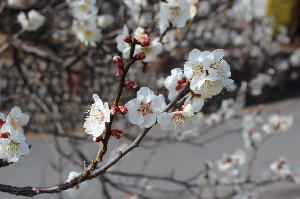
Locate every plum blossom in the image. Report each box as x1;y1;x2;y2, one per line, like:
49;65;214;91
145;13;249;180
158;0;191;34
262;114;293;134
8;0;23;6
243;131;262;150
205;113;221;127
83;94;110;137
126;38;163;62
216;154;233;171
249;73;272;96
0;124;29;162
70;0;97;19
17;10;45;31
97;14;114;28
6;106;29;133
269;157;291;177
164;68;187;101
66;171;88;198
184;49;233;98
231;150;246;166
157;107;199;133
125;87;166;128
124;0;147;13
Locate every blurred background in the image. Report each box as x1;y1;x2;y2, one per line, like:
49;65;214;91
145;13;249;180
0;0;300;198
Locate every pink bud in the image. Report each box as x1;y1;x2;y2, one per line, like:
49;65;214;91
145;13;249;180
137;37;151;47
110;105;119;116
115;69;124;77
134;52;146;61
113;56;125;69
111;129;122;139
124;81;137;90
118;106;128;115
123;35;132;44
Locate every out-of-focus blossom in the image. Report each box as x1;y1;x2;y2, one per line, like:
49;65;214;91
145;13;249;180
17;10;45;31
65;171;88;198
97;14;114;28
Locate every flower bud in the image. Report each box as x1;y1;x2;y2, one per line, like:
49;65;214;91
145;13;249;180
110;105;119;116
93;135;103;142
123;35;132;44
124;81;137;90
118;106;128;115
112;56;125;69
134;52;146;61
111;129;122;139
182;104;195;115
115;69;124;77
137;37;151;47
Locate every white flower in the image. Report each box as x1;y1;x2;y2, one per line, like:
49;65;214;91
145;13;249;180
17;10;45;31
66;171;88;198
125;87;166;128
124;0;147;12
97;14;114;28
217;154;233;171
262;114;293;134
270;157;291;177
6;106;29;133
164;68;187;101
76;27;101;46
184;49;233;98
205;113;221;127
0;124;29;162
71;1;97;18
242;114;255;130
158;0;191;34
231;150;246;165
249;73;272;96
130;38;163;62
243;131;262;150
116;25;130;53
83;94;110;137
221;169;240;183
157;109;199;133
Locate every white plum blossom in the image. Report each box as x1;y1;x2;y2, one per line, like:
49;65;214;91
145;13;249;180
17;10;45;31
157;108;199;133
124;0;147;13
217;154;233;171
116;25;130;53
205;113;221;127
231;149;246;166
184;49;233;98
164;68;187;101
66;171;88;198
0;124;29;162
269;157;291;177
158;0;191;34
70;1;97;19
262;114;293;134
97;14;114;28
130;38;163;62
221;169;240;183
125;87;167;128
6;106;30;133
249;73;272;96
83;94;110;137
243;131;262;150
242;114;255;130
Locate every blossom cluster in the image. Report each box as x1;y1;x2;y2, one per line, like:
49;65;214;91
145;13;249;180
17;10;45;31
0;107;30;162
68;0;114;46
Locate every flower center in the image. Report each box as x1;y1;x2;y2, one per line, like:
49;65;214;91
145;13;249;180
192;63;204;77
176;77;187;91
79;4;88;12
137;102;153;116
5;141;19;152
84;30;92;37
170;6;181;16
87;107;105;125
140;47;151;55
171;113;187;130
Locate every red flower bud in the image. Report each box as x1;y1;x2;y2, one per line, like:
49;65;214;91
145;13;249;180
112;56;125;69
93;135;103;142
111;129;122;139
115;69;124;77
137;37;151;47
123;35;132;44
118;106;128;115
124;81;137;90
110;105;119;116
134;52;146;61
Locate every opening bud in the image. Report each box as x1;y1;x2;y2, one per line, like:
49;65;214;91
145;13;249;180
124;81;137;90
110;105;119;116
93;135;103;142
137;37;151;47
123;35;132;44
118;106;128;115
111;129;122;139
134;52;146;61
115;69;124;77
113;56;125;69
